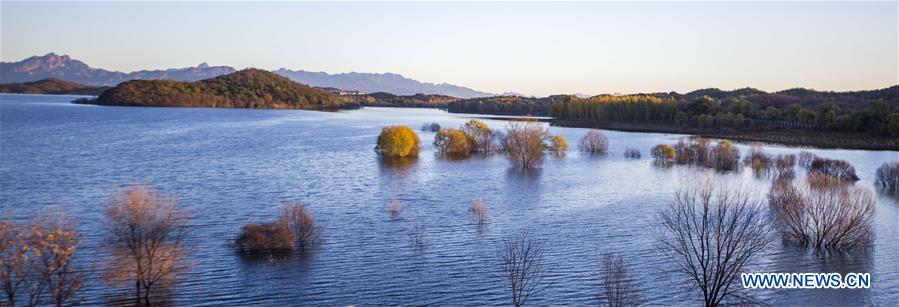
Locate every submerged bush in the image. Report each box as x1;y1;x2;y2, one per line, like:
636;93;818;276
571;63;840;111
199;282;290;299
421;122;441;132
470;199;487;225
434;128;472;158
623;147;641;159
578;130;609;154
768;174;874;251
282;204;321;250
376;125;421;158
808;157;859;182
875;162;899;194
235;204;321;254
743;144;772;175
235;221;294;254
650;144;676;162
710;140;740;171
771;154;797;179
549;135;568;154
797;151;816;168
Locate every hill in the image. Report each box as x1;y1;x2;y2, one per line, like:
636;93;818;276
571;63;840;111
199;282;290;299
0;78;109;95
82;69;347;109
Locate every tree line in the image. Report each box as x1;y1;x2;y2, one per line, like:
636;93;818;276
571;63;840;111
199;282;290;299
550;94;899;137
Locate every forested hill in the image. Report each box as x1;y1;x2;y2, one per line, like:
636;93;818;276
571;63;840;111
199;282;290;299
82;69;347;109
0;78;109;95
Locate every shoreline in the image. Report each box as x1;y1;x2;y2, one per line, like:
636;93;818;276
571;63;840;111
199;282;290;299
551;119;899;151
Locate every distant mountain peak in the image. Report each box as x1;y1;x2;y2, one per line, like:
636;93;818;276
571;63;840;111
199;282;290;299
272;68;494;98
2;53;496;97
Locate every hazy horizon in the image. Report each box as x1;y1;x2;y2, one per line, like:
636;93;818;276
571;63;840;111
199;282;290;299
2;1;897;96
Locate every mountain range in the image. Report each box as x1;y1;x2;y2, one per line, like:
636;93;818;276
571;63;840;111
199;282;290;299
0;53;494;98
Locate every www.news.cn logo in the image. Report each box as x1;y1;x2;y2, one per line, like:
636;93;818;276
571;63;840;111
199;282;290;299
742;273;871;289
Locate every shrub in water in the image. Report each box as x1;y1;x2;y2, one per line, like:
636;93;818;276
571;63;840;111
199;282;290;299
376;125;421;158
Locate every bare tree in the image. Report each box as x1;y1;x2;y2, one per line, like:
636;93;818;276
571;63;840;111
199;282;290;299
281;204;322;250
104;186;190;307
504;120;551;169
656;178;771;307
599;253;641;307
495;230;552;307
470;199;487;226
768;174;875;251
578;130;609;154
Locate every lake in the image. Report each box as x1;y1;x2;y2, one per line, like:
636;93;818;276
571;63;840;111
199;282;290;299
1;93;897;306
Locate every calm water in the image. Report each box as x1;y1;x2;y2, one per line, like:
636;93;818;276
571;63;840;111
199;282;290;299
1;94;897;306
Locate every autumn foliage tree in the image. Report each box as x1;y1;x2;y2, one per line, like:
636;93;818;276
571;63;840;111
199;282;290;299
104;186;191;307
462;119;496;152
549;135;568;154
434;128;472;158
376;125;421;158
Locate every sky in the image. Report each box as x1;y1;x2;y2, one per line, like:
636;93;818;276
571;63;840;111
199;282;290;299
1;1;896;96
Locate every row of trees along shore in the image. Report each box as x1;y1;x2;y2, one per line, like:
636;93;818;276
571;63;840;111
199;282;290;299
548;94;899;137
2;128;896;306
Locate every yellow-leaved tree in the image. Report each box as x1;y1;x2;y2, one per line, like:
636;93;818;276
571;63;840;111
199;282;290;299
376;125;421;158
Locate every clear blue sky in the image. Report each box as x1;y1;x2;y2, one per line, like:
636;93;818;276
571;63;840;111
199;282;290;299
2;1;896;96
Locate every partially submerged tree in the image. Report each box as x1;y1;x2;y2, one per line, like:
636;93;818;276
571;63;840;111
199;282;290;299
549;135;568;155
650;144;675;163
578;130;609;154
768;174;875;251
389;197;402;219
281;204;321;250
875;162;899;194
104;186;191;307
470;199;487;226
462;119;496;152
504;120;551;169
807;158;859;182
599;253;641;307
656;178;771;306
434;128;472;158
495;230;552;307
376;125;421;158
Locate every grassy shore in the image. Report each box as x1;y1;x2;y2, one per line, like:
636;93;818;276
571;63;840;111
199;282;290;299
552;119;899;151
